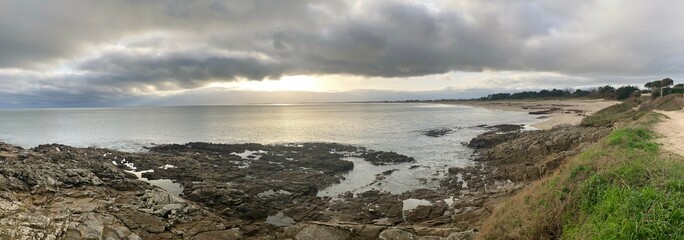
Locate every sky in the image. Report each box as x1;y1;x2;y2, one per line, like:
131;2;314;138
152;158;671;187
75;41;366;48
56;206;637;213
2;0;684;108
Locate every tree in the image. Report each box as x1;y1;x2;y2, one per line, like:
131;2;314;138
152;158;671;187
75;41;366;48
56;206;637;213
674;84;684;89
597;85;616;98
573;89;591;97
649;80;662;90
644;82;653;91
615;86;640;100
660;78;674;97
487;93;511;100
647;80;663;98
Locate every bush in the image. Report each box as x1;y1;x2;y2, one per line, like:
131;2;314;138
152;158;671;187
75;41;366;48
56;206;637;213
480;121;684;239
597;85;616;98
639;93;684;111
614;86;640;100
663;87;684;96
573;89;592;97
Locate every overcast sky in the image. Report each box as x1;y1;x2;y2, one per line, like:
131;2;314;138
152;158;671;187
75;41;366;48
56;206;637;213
1;0;684;108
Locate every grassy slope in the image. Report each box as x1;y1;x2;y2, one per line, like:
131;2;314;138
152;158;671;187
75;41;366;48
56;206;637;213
479;102;684;239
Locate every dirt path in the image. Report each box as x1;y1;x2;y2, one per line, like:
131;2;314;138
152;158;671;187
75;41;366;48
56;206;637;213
654;110;684;156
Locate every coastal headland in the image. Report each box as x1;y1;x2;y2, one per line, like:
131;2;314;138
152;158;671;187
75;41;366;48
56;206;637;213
0;96;681;239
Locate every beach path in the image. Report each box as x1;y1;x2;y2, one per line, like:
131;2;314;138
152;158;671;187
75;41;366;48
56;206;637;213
655;110;684;156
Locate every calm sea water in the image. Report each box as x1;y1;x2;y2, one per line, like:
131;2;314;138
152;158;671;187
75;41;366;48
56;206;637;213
0;103;540;194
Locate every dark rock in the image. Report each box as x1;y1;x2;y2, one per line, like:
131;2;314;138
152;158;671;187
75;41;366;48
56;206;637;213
422;128;453;137
447;230;476;240
488;124;524;132
0;121;610;240
465;124;525;149
363;151;415;166
528;108;560;115
466;132;519;149
359;225;386;239
294;225;352;240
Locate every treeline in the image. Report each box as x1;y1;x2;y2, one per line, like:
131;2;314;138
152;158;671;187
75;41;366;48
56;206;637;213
482;85;638;101
482;78;684;101
644;78;684;98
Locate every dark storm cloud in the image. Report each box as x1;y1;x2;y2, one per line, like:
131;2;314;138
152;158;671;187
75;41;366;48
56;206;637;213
3;0;684;107
75;50;286;89
0;0;322;68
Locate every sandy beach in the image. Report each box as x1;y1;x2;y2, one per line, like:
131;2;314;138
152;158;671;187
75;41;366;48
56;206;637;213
443;99;620;129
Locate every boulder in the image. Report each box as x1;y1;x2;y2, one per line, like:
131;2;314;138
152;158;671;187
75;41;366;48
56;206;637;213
379;228;416;240
192;228;243;240
364;152;416;166
446;230;476;240
294;225;352;240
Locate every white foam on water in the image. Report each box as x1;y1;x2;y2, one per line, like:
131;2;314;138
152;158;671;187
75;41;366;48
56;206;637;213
159;164;175;169
231;150;268;160
456;173;468;188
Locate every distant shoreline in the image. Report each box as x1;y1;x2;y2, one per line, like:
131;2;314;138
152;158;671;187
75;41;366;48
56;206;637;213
437;99;620;129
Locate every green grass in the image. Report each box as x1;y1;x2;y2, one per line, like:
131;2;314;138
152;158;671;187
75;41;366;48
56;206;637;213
479;111;684;240
640;93;684;111
581;101;647;127
563;127;684;239
607;128;659;153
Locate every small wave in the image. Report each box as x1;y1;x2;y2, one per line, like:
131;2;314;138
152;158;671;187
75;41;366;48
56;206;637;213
412;104;458;108
91;140;156;153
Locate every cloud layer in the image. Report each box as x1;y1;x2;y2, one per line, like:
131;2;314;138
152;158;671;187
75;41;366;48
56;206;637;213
2;0;684;107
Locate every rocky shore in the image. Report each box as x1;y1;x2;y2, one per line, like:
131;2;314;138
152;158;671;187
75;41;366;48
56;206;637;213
0;120;610;239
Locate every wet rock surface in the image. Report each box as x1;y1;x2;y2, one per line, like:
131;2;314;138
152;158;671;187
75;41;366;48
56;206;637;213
466;124;525;149
130;142;372;236
473;125;609;181
422;128;453;137
0;143;238;240
363;151;416;166
0;123;608;239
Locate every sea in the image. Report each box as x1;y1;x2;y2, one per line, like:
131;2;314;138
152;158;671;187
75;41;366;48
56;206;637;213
0;103;541;194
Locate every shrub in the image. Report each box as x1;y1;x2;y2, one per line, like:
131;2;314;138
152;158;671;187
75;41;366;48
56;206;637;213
614;86;640;100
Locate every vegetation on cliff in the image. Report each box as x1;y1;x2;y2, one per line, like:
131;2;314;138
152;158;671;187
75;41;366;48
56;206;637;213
481;85;640;101
482;77;684;102
479;97;684;239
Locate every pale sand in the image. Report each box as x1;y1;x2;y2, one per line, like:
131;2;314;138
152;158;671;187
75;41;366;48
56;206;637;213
443;99;620;130
654;110;684;156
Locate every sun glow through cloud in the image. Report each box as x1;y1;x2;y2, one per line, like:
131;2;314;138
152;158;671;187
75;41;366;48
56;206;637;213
208;75;322;92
